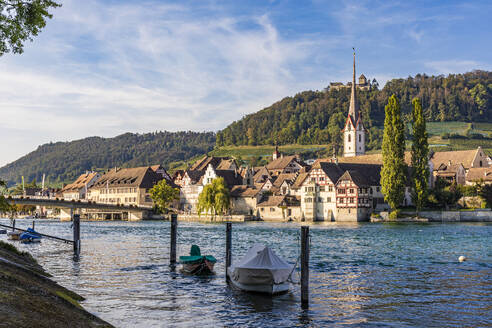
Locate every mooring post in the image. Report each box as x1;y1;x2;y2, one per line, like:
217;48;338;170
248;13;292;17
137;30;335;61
301;225;309;309
225;222;232;281
12;219;15;231
32;220;35;230
170;213;177;265
73;214;80;256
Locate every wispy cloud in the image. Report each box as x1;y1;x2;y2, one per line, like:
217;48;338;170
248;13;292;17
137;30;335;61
424;60;487;74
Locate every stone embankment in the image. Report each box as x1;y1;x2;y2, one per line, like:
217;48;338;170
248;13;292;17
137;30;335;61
0;241;113;328
373;209;492;223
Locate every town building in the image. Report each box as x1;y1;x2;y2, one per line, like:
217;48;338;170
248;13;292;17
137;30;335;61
87;166;165;207
466;167;492;185
61;171;100;200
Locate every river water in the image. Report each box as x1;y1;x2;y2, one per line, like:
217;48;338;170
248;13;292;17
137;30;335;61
1;218;491;327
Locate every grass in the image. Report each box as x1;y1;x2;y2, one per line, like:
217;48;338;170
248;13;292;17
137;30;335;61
209;144;329;159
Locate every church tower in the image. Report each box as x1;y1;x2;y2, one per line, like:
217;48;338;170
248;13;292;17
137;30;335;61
342;49;365;157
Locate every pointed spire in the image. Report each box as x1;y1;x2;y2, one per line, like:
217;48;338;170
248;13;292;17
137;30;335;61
348;47;359;120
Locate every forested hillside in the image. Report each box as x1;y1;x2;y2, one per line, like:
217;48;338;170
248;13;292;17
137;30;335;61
216;70;492;149
0;131;215;186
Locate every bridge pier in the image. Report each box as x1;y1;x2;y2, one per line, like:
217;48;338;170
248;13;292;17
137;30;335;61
60;208;72;222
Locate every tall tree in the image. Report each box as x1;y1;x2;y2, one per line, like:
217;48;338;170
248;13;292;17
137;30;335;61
0;179;11;212
381;94;406;214
149;179;179;214
0;0;61;56
411;98;429;213
197;177;230;218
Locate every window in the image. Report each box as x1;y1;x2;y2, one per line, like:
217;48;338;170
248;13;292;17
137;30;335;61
327;197;331;202
349;188;354;194
319;186;325;191
348;134;351;142
359;188;362;193
359;134;361;142
338;198;344;203
480;160;483;167
270;208;275;212
369;188;373;194
308;187;314;192
328;186;333;192
305;187;308;192
338;188;346;194
349;198;354;203
311;178;316;182
305;197;312;203
319;177;325;181
261;208;264;212
318;197;323;202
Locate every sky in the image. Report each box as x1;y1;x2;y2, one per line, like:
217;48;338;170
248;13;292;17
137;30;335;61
0;0;491;166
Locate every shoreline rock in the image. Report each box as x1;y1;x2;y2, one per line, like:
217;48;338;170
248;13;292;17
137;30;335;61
0;240;113;328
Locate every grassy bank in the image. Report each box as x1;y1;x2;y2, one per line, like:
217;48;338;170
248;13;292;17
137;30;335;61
0;241;112;328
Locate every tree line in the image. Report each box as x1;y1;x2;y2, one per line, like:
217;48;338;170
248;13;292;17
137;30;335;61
0;131;216;186
216;70;492;150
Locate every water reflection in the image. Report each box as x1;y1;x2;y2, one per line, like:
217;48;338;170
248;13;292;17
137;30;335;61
0;218;491;328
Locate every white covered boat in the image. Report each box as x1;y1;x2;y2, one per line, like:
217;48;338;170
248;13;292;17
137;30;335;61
227;244;293;295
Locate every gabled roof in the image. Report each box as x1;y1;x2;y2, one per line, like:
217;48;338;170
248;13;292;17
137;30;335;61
436;163;464;173
337;170;370;187
215;170;243;187
257;195;300;207
230;185;262;197
466;167;492;183
62;172;99;192
184;170;205;184
91;167;162;189
266;155;299;170
253;166;271;182
291;172;309;189
312;161;382;186
272;173;297;188
430;148;482;170
191;156;235;171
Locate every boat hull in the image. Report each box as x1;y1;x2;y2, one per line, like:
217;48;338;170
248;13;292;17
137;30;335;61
227;270;290;295
7;231;21;240
180;259;215;275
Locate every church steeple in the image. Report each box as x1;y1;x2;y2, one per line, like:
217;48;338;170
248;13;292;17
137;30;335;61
348;47;359;121
342;48;365;157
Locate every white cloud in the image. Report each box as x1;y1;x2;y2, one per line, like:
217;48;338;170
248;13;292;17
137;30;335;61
0;0;316;166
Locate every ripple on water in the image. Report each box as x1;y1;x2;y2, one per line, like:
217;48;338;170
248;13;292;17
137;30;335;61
1;219;491;328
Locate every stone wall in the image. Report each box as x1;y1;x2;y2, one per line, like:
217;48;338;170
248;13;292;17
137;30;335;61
177;214;256;222
416;209;492;222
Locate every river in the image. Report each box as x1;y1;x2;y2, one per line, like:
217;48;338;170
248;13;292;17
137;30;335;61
1;218;491;327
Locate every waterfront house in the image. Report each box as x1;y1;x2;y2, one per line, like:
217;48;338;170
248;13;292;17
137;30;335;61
87;166;165;207
465;167;492;185
257;195;301;221
61;171;100;200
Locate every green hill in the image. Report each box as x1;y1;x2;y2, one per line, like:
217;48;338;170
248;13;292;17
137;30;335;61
0;131;215;187
216;70;492;149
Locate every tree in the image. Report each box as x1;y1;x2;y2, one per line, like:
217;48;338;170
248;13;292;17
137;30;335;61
0;179;11;212
149;179;179;214
411;98;429;214
197;177;230;218
381;94;406;214
0;0;61;56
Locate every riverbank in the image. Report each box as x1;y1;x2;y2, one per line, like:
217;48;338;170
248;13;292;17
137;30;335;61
0;241;112;328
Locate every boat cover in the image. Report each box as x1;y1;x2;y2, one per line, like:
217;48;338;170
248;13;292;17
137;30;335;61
179;244;217;264
229;244;293;285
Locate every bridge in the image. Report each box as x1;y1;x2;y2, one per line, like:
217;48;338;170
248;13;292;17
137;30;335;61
6;196;153;221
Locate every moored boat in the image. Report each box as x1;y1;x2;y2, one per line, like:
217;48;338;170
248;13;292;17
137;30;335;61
227;244;293;295
19;228;42;243
179;245;217;275
7;231;22;240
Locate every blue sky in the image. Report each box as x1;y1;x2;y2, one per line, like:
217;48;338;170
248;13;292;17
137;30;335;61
1;0;491;166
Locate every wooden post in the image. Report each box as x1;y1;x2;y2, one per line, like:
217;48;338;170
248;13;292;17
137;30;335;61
225;222;232;281
73;214;80;256
170;213;177;265
12;219;15;231
32;220;35;230
301;225;309;309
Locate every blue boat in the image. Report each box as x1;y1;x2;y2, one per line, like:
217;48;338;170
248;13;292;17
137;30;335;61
20;228;42;243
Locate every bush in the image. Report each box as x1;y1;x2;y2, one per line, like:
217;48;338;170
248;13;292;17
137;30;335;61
389;210;399;220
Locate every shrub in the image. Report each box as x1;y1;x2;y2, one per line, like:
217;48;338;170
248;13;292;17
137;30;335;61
389;210;399;220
